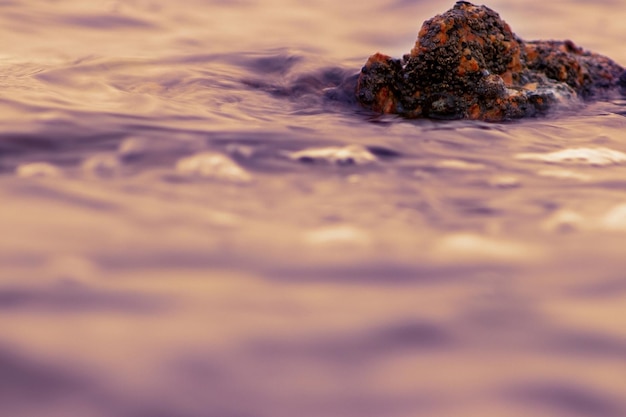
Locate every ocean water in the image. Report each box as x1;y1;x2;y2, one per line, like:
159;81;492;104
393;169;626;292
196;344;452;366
1;1;626;416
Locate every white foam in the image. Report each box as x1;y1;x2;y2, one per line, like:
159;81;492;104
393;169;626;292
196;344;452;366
516;147;626;166
176;152;252;183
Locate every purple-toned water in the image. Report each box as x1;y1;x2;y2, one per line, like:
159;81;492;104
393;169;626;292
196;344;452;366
1;1;626;416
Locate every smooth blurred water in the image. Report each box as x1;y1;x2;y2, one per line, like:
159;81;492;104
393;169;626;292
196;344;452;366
2;1;626;416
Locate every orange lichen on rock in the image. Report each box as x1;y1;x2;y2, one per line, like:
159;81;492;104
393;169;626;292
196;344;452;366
355;1;625;120
524;40;623;99
359;53;399;113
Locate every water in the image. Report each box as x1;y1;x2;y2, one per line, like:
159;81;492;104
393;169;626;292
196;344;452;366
2;1;626;416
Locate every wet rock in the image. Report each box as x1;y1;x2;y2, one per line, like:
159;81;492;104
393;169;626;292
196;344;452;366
619;71;626;96
525;40;624;100
355;1;624;120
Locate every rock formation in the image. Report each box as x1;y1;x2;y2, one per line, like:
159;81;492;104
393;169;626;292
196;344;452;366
355;1;625;120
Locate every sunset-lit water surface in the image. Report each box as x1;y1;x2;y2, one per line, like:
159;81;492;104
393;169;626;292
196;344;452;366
2;1;626;416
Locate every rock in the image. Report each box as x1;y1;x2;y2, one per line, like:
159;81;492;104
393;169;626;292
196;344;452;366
355;1;624;120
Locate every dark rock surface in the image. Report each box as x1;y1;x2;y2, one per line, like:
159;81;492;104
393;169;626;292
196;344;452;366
355;1;625;121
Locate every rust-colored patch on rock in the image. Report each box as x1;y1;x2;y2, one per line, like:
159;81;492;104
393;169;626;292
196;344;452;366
355;1;625;121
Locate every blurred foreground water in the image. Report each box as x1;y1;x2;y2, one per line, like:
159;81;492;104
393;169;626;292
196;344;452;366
1;1;626;416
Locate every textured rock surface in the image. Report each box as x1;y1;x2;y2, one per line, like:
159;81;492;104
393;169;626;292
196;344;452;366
356;1;625;121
